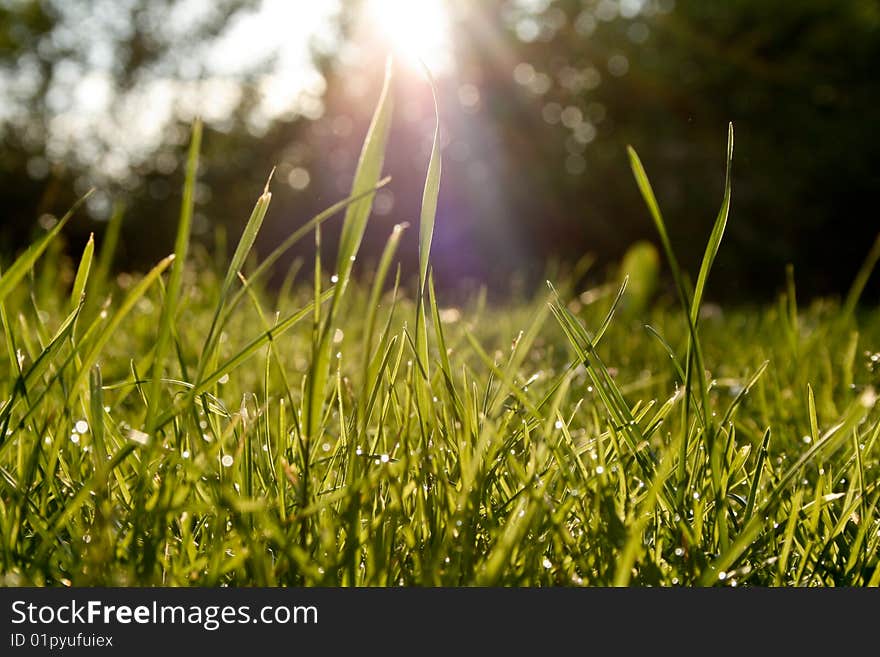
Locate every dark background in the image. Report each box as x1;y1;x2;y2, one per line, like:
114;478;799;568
2;0;879;302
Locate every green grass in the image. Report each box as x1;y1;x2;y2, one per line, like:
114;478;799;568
1;67;879;587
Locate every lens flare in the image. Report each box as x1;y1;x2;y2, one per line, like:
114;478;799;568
367;0;452;70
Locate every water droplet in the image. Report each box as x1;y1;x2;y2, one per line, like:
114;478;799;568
674;547;684;557
542;558;553;569
75;420;89;434
70;434;80;444
44;436;52;445
333;328;344;344
380;454;390;463
322;442;331;452
595;465;605;475
718;571;727;581
218;373;230;384
83;534;91;544
221;454;234;467
330;275;339;284
802;435;811;444
554;420;564;429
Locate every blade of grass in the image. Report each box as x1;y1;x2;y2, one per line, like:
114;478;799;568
145;119;202;434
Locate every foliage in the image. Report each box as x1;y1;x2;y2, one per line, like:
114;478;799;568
1;70;879;586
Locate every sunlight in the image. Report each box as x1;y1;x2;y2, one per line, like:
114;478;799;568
367;0;453;71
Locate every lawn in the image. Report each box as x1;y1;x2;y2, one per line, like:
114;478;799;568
1;68;878;587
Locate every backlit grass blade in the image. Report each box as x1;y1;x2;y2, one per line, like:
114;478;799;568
70;233;94;312
196;171;274;383
145;119;202;434
334;57;393;297
690;123;733;324
305;59;394;443
225;178;391;320
417;63;442;301
415;63;443;372
362;222;407;383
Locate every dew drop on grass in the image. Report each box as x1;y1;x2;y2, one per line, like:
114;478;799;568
128;429;149;446
718;571;727;581
182;450;190;459
333;329;344;344
322;443;331;452
330;275;339;284
595;465;604;475
70;434;80;444
542;558;553;569
380;454;390;463
75;420;89;434
221;454;234;467
218;373;230;384
803;435;811;444
554;420;564;429
44;436;52;445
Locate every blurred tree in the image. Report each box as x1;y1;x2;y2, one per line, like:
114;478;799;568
477;0;880;299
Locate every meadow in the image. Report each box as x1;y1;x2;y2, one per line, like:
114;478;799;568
1;67;878;587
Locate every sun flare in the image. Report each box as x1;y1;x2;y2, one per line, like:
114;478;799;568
367;0;452;70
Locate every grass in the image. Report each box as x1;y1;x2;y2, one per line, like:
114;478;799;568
1;66;879;587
